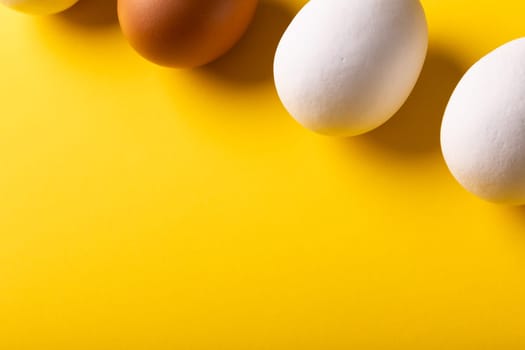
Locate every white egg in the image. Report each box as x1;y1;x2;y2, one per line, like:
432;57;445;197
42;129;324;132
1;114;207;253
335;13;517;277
441;38;525;205
273;0;428;136
0;0;79;15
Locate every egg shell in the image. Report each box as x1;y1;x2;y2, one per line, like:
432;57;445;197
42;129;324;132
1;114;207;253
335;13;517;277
118;0;258;68
441;38;525;205
0;0;79;15
273;0;428;136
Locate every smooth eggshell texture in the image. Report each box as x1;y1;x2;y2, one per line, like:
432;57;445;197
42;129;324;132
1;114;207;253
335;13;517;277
118;0;258;68
441;38;525;205
0;0;78;14
274;0;428;136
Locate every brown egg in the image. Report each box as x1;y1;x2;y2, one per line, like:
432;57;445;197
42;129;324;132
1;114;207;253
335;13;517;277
118;0;259;68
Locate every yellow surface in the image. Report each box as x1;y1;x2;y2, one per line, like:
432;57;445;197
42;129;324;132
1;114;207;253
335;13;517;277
1;0;525;349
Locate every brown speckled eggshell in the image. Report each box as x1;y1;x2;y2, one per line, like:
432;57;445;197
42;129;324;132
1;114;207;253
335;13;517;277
118;0;259;68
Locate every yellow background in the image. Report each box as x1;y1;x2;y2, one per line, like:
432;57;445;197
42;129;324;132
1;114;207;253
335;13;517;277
1;0;525;348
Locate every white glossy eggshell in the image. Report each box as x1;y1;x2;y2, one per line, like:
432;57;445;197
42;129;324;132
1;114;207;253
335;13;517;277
274;0;428;136
441;38;525;204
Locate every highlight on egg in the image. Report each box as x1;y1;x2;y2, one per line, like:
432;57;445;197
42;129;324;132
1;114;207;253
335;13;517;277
274;0;428;136
0;0;79;15
441;38;525;205
118;0;259;68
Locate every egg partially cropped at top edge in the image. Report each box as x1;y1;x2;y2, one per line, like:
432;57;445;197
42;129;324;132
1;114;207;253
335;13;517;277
0;0;79;15
441;38;525;205
274;0;428;136
118;0;259;68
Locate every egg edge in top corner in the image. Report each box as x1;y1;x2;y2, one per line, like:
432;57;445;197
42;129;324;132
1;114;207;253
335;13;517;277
0;0;80;15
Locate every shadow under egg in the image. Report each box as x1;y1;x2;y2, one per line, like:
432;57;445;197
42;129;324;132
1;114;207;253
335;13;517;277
57;0;118;28
353;47;466;157
197;0;295;85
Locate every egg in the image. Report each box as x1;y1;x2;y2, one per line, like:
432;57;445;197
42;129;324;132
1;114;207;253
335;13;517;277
273;0;428;136
441;38;525;205
118;0;258;68
0;0;78;15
